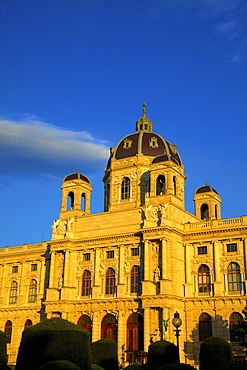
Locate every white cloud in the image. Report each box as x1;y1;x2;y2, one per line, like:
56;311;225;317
0;117;110;177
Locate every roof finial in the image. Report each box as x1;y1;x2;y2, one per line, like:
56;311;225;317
76;168;79;174
142;102;147;116
205;181;208;186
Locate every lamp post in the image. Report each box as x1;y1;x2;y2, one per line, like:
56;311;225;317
172;311;182;362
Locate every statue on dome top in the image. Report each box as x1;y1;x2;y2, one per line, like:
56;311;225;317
142;102;147;115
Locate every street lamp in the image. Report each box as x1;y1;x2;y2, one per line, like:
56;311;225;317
172;311;182;362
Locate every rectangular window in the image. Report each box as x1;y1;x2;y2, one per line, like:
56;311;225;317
227;243;237;252
198;246;207;255
131;247;140;256
12;266;18;273
83;253;90;261
31;264;37;271
107;251;114;259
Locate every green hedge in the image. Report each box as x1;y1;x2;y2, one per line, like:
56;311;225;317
15;318;91;370
199;337;234;370
91;365;105;370
91;339;118;370
38;360;81;370
147;341;179;367
0;364;11;370
0;331;7;365
159;364;197;370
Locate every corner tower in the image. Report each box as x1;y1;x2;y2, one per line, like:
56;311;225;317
194;184;222;220
103;106;186;212
60;171;92;219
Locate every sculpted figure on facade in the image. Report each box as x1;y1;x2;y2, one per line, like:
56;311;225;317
51;219;60;233
153;266;160;283
67;217;74;231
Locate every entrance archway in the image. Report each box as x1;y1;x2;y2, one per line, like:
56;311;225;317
126;313;144;362
101;314;117;341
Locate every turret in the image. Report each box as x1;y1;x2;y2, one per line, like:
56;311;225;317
194;183;222;220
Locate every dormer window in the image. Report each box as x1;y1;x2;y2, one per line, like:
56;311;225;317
149;137;158;148
123;138;132;149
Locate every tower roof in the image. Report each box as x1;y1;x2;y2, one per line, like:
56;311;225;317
108;109;182;166
63;172;90;184
195;184;219;195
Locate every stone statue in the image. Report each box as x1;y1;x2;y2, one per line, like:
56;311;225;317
67;217;74;231
153;266;160;283
51;219;60;233
142;102;147;115
163;318;169;332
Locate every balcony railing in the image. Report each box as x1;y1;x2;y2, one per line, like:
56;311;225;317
184;216;247;231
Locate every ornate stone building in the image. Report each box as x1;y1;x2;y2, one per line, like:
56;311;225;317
1;111;247;366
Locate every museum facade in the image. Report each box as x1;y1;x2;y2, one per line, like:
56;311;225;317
1;111;247;366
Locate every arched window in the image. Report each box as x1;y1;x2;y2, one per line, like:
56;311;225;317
81;193;86;211
24;319;33;329
198;265;211;293
77;315;92;340
173;176;177;196
101;314;117;341
9;281;18;304
215;205;218;219
229;312;244;342
228;262;242;291
199;313;212;341
4;320;12;343
200;204;209;220
126;313;144;361
29;279;37;303
67;192;74;210
156;175;166;195
121;177;130;200
82;270;91;296
130;266;141;294
105;268;116;295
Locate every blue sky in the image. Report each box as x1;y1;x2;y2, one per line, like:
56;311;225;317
0;0;246;247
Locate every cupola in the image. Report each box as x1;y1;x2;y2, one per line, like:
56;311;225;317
60;170;92;219
194;183;222;220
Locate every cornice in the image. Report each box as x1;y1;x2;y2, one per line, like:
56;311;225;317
184;226;247;238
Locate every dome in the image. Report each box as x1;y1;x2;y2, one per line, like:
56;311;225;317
110;114;182;166
195;184;219;195
63;172;90;184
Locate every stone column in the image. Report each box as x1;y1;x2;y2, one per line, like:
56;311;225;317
92;248;101;299
63;250;70;286
161;239;167;279
144;308;151;351
243;238;247;279
48;251;56;288
46;251;60;301
117;311;126;366
184;244;192;296
92;313;101;342
118;246;125;297
213;241;222;295
144;241;149;281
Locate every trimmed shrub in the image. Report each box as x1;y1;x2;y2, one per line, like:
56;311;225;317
91;365;105;370
142;365;159;370
91;339;118;370
0;364;11;370
15;318;91;370
225;365;247;370
199;336;234;370
123;365;144;370
147;340;179;367
0;331;7;365
160;364;197;370
38;360;81;370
